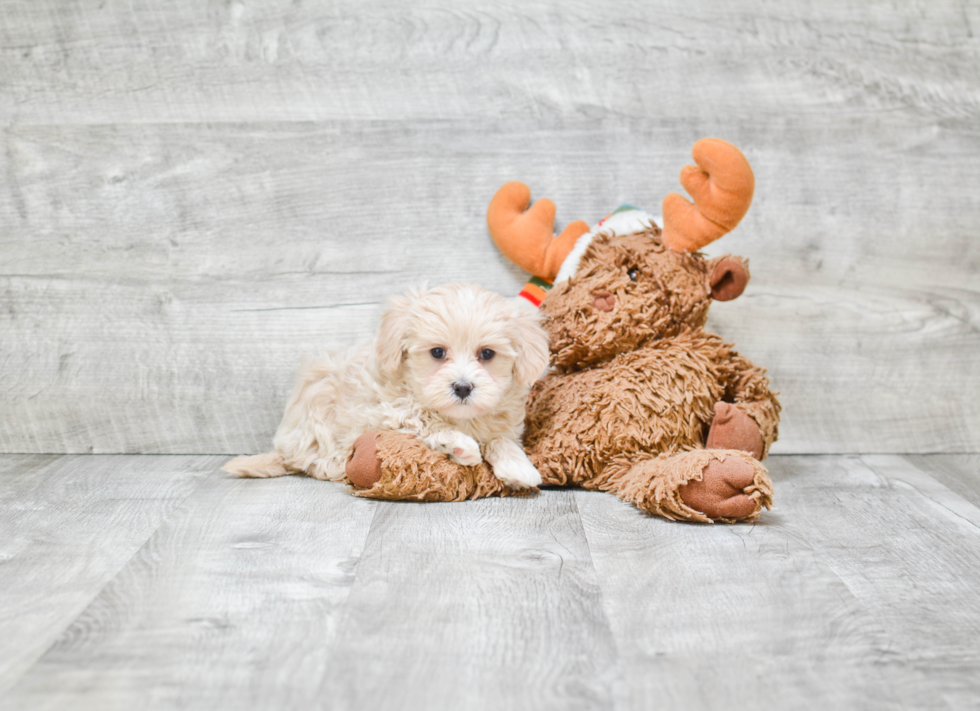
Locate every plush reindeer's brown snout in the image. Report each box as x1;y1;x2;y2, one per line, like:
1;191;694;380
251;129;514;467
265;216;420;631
593;291;616;312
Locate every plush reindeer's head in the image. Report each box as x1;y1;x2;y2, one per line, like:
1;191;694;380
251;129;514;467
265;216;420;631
487;139;755;372
540;228;749;371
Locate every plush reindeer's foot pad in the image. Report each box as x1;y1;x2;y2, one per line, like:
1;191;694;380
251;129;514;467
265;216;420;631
706;402;765;460
348;431;535;502
345;432;384;488
679;456;771;522
615;449;772;523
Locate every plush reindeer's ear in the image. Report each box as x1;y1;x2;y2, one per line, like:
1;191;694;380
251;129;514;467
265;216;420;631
709;256;750;301
376;292;416;374
510;308;551;387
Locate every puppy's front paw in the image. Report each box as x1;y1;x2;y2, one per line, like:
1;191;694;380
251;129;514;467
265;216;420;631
493;456;542;490
448;435;482;467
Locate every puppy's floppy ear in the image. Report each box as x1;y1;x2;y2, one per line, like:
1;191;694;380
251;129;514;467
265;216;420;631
511;308;551;387
376;292;415;375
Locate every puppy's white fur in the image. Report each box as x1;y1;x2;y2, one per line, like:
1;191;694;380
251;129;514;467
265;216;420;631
224;283;550;489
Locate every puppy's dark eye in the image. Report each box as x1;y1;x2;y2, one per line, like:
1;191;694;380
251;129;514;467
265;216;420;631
430;347;446;360
627;268;639;282
480;348;495;361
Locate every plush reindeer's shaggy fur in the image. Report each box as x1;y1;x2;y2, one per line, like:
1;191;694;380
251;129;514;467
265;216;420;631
542;228;713;372
527;228;779;463
526;329;757;484
518;228;779;521
346;227;780;522
338;140;782;522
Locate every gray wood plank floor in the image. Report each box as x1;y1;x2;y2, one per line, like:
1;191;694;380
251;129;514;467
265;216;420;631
2;454;979;710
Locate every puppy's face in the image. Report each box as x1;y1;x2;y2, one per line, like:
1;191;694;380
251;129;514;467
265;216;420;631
376;284;549;421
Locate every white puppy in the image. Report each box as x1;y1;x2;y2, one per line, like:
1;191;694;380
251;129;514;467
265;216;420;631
223;283;550;489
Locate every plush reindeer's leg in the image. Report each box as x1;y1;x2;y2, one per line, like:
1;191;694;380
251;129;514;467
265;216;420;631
345;431;533;502
605;449;773;523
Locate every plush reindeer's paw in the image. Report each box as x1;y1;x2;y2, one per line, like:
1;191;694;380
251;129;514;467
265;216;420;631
346;432;384;489
706;402;765;460
679;456;766;521
492;455;543;490
349;431;532;503
448;435;482;467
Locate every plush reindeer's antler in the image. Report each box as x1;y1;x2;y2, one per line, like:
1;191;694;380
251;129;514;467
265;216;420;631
661;139;755;253
486;182;590;282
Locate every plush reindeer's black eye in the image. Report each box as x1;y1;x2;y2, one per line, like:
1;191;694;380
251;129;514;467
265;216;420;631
430;347;446;360
480;348;495;361
627;268;639;282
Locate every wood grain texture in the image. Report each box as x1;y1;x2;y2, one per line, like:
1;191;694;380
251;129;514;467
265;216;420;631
3;475;617;710
2;468;377;711
1;1;978;125
3;454;980;709
317;493;618;711
1;0;979;454
904;454;980;509
0;454;220;696
576;454;980;710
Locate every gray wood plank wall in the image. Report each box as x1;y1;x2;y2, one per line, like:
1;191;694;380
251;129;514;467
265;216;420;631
1;0;978;455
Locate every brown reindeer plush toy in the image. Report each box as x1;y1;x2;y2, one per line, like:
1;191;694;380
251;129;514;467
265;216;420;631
346;139;780;523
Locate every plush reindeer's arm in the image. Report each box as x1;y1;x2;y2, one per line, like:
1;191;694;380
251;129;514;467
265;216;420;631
713;352;781;459
346;431;530;501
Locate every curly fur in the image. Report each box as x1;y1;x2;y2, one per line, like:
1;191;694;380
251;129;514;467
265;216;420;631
223;283;550;490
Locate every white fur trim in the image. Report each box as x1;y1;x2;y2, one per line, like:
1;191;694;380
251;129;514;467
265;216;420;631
554;231;595;284
553;208;658;283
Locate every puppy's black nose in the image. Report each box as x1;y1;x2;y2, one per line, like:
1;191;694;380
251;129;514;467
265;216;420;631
453;381;474;400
